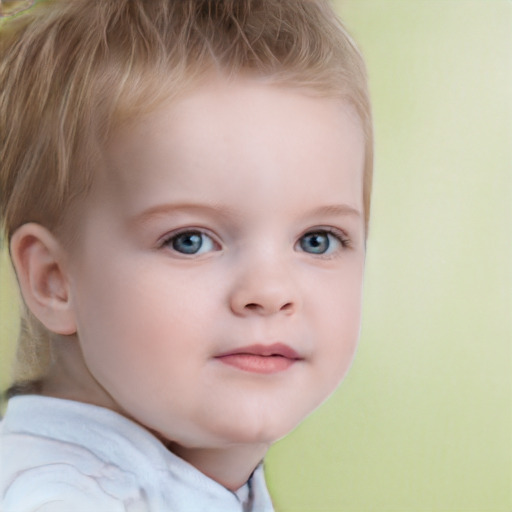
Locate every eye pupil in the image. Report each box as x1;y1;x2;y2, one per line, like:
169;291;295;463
172;232;203;254
300;233;329;254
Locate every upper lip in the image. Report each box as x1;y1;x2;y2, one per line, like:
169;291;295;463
215;343;302;360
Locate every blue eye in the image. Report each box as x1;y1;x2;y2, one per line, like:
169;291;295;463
165;230;217;255
298;230;345;255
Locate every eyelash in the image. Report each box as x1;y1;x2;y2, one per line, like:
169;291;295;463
316;227;350;246
296;227;352;258
159;228;220;256
158;227;352;257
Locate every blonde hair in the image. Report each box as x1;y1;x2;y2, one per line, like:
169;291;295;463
0;0;373;391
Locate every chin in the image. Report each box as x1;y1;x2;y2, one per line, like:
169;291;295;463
213;408;310;447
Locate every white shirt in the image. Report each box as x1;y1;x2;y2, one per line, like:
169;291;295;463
0;396;275;512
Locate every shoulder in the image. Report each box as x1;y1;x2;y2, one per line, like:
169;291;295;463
1;463;129;512
0;398;150;512
1;436;149;511
1;434;148;512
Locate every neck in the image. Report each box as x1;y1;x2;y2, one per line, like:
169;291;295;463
167;441;269;491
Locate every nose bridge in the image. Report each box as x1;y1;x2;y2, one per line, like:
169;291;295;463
229;242;299;317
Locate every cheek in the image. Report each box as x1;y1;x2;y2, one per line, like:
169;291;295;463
318;260;364;322
72;264;220;380
313;265;364;374
71;266;161;365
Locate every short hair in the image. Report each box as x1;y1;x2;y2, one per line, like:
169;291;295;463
0;0;373;390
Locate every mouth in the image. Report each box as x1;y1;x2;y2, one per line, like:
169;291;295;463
214;343;303;374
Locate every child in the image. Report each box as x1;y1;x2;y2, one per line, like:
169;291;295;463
0;0;373;510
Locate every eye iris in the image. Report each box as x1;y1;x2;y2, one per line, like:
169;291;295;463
301;233;329;254
172;232;202;254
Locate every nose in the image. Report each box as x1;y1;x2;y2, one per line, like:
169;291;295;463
228;259;299;317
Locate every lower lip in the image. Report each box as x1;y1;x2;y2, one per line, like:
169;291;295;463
216;354;296;374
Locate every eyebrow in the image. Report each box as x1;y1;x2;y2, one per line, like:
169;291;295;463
131;202;362;226
131;202;238;225
306;204;362;218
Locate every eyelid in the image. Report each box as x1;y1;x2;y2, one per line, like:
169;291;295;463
156;225;352;255
295;226;352;259
158;227;223;251
300;226;352;247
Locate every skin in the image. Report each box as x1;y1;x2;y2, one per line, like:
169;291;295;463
12;77;366;491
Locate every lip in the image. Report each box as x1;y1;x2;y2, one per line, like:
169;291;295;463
216;343;302;359
214;343;303;374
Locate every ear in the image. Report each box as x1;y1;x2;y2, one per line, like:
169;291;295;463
9;223;77;335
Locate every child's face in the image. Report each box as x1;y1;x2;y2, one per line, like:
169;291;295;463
65;78;366;450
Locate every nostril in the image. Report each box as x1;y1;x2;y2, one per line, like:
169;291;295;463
243;302;294;314
281;302;293;312
237;300;296;316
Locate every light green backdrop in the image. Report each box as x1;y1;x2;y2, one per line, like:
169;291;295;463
266;1;512;511
1;1;511;511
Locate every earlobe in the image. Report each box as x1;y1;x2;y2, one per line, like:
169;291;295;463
10;223;77;335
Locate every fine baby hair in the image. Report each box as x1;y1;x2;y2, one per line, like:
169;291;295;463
0;0;373;509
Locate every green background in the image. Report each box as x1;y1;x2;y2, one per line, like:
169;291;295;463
1;1;511;511
267;1;512;511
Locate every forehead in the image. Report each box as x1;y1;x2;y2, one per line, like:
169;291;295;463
93;78;365;219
